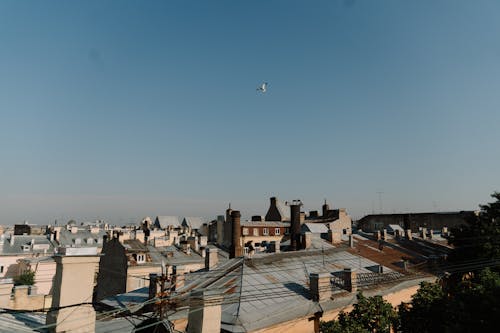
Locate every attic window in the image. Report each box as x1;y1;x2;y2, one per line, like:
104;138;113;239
22;245;30;251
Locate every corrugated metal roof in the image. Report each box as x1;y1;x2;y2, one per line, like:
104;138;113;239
0;311;46;332
154;216;181;229
178;247;399;332
182;217;205;230
276;201;290;221
301;223;329;234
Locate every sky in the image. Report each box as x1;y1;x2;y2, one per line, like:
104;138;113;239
1;0;499;225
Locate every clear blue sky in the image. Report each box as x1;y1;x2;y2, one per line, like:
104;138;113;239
1;0;499;224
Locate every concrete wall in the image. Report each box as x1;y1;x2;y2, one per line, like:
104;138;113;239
9;285;52;311
327;209;352;235
0;255;24;279
126;265;162;292
18;259;56;295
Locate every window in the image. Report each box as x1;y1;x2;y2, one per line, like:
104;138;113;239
285;228;290;235
275;228;280;235
0;266;3;273
242;228;249;236
253;228;259;236
263;228;269;235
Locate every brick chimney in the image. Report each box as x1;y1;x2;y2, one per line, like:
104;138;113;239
302;232;312;249
406;229;413;240
223;204;233;248
309;272;332;302
230;211;242;258
289;200;302;251
205;248;218;270
421;227;427;240
343;268;357;292
46;250;100;333
322;199;330;218
187;290;222;333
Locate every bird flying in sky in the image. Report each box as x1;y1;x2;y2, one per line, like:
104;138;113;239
257;82;268;93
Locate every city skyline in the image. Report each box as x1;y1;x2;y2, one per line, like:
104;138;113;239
1;0;499;224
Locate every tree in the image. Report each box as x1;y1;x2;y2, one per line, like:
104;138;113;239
398;281;446;333
14;270;35;286
398;269;500;332
449;192;500;264
320;293;397;333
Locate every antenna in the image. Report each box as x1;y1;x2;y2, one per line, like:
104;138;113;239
376;191;384;213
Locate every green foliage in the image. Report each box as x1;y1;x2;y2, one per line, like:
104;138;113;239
320;293;397;333
399;269;500;332
14;270;35;286
449;192;500;263
398;281;446;333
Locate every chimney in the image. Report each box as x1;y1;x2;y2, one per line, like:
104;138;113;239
268;241;280;253
343;268;357;292
173;265;186;290
205;248;218;270
149;273;158;299
309;272;332;302
224;204;233;248
230;211;242;258
349;235;354;248
302;232;312;250
289;200;302;251
429;229;434;239
394;229;401;239
46;253;100;333
375;230;381;241
406;229;413;240
322;199;330;218
421;227;427;240
382;229;388;240
442;226;448;236
187;290;222;333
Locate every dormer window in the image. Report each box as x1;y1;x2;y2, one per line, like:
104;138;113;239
74;238;82;245
136;254;146;263
86;238;94;245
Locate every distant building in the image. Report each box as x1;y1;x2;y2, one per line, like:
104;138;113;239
357;211;475;233
241;221;290;253
14;224;31;236
264;197;290;221
0;234;57;279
